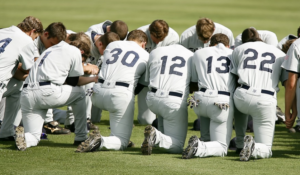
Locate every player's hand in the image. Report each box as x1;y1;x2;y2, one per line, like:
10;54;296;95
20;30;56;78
84;63;99;75
285;113;296;129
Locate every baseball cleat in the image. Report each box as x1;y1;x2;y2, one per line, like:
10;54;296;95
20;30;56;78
276;106;285;124
294;125;300;133
182;135;199;159
44;121;71;134
87;119;99;131
127;141;135;148
141;125;156;155
14;126;27;151
75;130;102;153
240;135;255;161
288;128;296;133
65;123;75;132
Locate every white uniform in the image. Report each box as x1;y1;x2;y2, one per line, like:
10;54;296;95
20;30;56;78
190;43;235;157
137;24;179;125
231;41;286;159
0;26;35;138
180;23;235;52
235;30;278;48
277;34;297;50
32;36;56;124
282;38;300;127
145;44;193;153
21;41;88;147
91;41;149;150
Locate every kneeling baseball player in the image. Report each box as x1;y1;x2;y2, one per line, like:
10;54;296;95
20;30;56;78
15;32;98;150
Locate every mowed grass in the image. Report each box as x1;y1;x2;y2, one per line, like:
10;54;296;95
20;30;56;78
1;0;300;174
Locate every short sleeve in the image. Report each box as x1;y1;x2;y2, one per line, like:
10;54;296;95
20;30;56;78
19;42;35;70
281;42;300;73
68;48;84;77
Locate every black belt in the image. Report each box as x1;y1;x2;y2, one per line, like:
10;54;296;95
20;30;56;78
99;79;129;88
151;88;183;98
241;84;274;96
200;88;230;96
23;81;51;88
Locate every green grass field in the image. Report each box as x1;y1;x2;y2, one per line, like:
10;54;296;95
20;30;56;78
1;0;300;174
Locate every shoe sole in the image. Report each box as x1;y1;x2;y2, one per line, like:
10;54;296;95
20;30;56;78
15;126;26;151
240;136;255;161
141;125;156;155
182;135;198;159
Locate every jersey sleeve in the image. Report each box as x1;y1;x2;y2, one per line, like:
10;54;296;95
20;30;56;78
190;54;198;83
264;32;278;47
230;50;239;75
19;42;35;70
234;34;243;48
179;33;189;48
279;68;289;86
281;42;300;73
68;49;84;77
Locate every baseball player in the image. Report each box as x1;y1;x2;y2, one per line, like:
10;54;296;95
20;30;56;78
140;43;193;155
34;23;75;135
179;17;235;142
15;32;97;151
282;38;300;132
64;21;128;130
235;27;278;48
180;17;235;52
231;36;287;161
277;26;299;50
182;34;235;159
137;20;179;125
0;16;43;141
76;30;149;152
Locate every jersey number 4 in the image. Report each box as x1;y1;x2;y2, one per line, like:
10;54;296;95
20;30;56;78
0;38;12;54
160;56;186;76
243;49;275;73
106;48;139;67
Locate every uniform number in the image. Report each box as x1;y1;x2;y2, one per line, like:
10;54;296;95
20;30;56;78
106;48;139;67
38;51;52;66
206;56;230;74
160;56;186;76
0;38;12;54
243;49;275;73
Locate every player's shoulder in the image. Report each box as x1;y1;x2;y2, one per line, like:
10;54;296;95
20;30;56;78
86;20;112;33
137;25;150;32
181;25;196;36
8;26;32;42
214;22;233;33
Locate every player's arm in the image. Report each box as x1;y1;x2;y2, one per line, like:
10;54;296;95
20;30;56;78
83;63;99;75
13;63;30;81
65;76;98;86
134;83;146;95
284;72;298;128
189;82;198;93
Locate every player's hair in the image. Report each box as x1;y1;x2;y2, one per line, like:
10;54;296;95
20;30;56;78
281;39;296;54
297;26;300;38
241;27;260;43
196;18;215;41
17;16;43;34
110;20;128;40
210;33;229;47
44;22;67;42
127;30;148;43
99;32;120;48
67;32;92;59
149;20;169;40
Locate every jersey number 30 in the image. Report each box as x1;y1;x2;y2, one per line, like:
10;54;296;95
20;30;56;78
107;48;139;67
